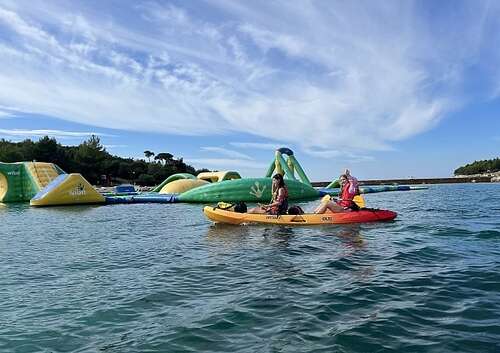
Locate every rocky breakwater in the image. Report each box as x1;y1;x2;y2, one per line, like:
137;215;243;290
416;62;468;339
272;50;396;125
455;171;500;183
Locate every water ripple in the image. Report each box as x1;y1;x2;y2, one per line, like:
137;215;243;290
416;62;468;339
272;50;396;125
1;184;499;352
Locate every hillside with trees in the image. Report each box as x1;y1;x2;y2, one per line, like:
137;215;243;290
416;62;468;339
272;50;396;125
0;136;206;186
454;158;500;176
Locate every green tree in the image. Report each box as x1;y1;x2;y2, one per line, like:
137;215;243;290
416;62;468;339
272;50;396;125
144;150;155;162
137;173;155;186
32;136;68;168
74;135;108;184
0;139;23;162
0;136;202;186
154;152;174;165
454;158;500;175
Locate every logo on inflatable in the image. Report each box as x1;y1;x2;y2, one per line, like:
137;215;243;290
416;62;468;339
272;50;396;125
7;171;20;176
70;183;86;196
250;181;266;198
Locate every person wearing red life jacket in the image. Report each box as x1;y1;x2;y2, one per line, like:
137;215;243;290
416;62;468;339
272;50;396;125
344;168;360;195
314;174;359;213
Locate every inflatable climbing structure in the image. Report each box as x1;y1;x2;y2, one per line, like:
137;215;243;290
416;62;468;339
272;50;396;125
0;162;63;202
177;148;320;202
0;162;105;206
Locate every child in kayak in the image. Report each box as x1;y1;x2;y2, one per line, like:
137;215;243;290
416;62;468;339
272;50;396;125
314;174;359;213
344;168;360;195
248;174;289;214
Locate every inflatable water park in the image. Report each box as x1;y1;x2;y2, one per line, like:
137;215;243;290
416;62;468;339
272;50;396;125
0;148;426;207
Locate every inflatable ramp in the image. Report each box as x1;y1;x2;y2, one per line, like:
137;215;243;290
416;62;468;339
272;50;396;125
0;162;64;202
30;173;105;206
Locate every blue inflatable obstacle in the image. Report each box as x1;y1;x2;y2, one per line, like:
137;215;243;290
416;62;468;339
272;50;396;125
114;184;136;194
104;193;178;204
100;184;138;197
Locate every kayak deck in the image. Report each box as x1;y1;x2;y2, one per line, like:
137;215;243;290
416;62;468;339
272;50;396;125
203;206;397;225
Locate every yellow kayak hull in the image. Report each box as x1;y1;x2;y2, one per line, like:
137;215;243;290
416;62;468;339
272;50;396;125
203;206;397;226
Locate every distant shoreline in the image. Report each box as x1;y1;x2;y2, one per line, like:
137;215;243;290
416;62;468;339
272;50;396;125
96;175;499;191
312;176;497;187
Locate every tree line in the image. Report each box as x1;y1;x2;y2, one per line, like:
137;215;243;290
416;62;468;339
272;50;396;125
0;136;209;186
454;158;500;175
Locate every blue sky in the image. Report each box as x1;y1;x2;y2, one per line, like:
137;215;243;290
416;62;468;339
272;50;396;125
0;0;498;181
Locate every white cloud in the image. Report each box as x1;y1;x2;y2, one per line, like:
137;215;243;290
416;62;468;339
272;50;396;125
0;104;25;118
185;158;268;169
302;147;375;164
346;155;376;164
0;129;112;139
230;142;282;150
0;1;497;151
200;146;253;159
239;23;305;56
0;111;13;118
104;144;127;149
302;148;343;159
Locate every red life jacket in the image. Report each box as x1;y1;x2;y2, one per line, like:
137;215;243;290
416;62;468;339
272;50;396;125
338;181;356;208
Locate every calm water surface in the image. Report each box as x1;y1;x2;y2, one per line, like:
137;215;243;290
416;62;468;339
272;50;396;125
1;183;499;352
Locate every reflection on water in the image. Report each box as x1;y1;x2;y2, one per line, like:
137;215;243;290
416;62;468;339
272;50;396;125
334;225;365;249
206;222;364;245
262;226;296;247
205;223;252;245
205;221;365;259
0;202;28;212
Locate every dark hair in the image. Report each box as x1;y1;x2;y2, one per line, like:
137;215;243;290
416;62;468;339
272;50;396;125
272;173;286;198
272;173;286;188
234;201;247;213
288;205;304;215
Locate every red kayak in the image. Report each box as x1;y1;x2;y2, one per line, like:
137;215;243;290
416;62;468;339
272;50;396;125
204;206;397;225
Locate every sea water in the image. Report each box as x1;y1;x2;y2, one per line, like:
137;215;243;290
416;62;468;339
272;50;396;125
0;183;499;353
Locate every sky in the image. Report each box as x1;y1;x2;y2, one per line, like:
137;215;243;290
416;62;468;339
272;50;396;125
0;0;498;181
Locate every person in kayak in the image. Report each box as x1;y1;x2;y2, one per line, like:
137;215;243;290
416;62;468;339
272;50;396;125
314;174;359;213
248;173;288;214
344;168;360;195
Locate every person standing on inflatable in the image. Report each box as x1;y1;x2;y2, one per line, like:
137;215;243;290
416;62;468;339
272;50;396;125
248;174;288;214
314;173;358;213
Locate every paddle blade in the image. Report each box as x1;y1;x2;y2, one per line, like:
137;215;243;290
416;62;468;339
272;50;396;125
321;194;365;208
321;195;331;203
353;195;366;208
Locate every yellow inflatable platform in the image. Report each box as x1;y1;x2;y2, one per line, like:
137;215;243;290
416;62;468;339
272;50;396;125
156;170;241;194
197;171;241;183
159;179;209;194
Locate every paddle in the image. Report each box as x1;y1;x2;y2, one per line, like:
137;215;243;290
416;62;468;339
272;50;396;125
320;194;366;208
